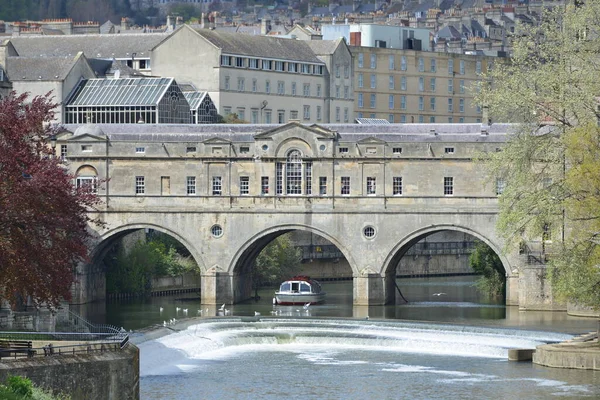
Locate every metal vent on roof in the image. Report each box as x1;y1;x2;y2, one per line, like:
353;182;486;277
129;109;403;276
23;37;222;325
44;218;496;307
355;118;391;125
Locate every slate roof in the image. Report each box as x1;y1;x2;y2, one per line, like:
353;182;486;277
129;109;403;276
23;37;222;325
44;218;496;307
59;123;512;144
436;25;462;40
6;55;81;81
8;32;168;59
194;29;324;63
305;39;341;55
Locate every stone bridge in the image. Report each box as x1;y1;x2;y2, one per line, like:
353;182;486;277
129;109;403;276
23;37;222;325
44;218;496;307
57;122;561;310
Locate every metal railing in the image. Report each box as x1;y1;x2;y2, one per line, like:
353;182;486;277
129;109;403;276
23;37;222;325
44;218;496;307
55;310;122;337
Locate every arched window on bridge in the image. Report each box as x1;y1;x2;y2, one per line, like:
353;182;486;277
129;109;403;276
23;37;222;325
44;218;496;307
75;165;98;193
276;150;312;195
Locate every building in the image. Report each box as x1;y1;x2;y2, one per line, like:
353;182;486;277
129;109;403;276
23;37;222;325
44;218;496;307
322;23;432;51
151;25;353;124
352;46;494;123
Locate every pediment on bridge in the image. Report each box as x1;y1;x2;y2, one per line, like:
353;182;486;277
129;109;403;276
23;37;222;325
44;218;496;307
254;122;337;140
357;137;387;145
202;137;232;145
68;132;108;142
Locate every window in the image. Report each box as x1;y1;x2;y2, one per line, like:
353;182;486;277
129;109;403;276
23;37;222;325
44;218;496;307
81;145;92;152
221;55;232;66
278;110;285;124
240;146;250;154
418;115;424;123
389;95;394;109
275;61;284;71
135;146;145;154
496;177;505;195
358;93;364;108
418;77;424;92
317;106;322;121
60;144;68;160
344;65;350;78
135;176;145;194
262;60;272;70
389;75;395;90
265;110;272;124
240;176;249;195
303;83;310;96
476;60;482;74
392;147;402;154
459;80;465;94
366;177;376;195
303;105;310;120
252;79;257;92
430;58;436;72
370;94;376;108
277;81;285;95
388;114;394;123
212;176;222;196
290;110;298;120
358;73;363;88
318;84;323;97
459;117;464;123
335;86;340;98
445;147;455;154
237;77;245;91
249;58;259;69
419;96;424;111
291;82;297;96
305;162;312;195
265;80;271;94
448;117;454;123
448;79;454;93
444;176;454;196
236;57;245;67
370;54;376;69
335;107;341;122
301;64;310;74
344;86;349;99
400;56;407;71
370;74;376;89
76;176;97;193
288;63;297;73
285;150;303;195
401;76;407;90
261;176;269;195
223;107;232;116
418;57;424;72
459;98;465;113
319;177;327;195
430;97;436;111
389;55;395;70
448;60;454;75
339;147;349;155
187;176;196;195
430;77;436;92
341;176;350;195
335;64;340;78
251;109;259;124
459;60;465;75
186;146;197;154
224;76;230;90
358;53;364;68
393;177;403;195
448;98;454;112
400;115;406;123
430;116;436;123
400;95;406;110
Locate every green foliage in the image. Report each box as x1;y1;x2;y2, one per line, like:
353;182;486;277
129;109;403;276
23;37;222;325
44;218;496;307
217;113;249;124
168;4;198;23
106;232;198;295
469;241;505;297
253;234;301;288
5;376;32;398
476;2;600;310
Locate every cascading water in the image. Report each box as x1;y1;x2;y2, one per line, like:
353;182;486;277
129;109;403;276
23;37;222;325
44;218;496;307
136;318;599;399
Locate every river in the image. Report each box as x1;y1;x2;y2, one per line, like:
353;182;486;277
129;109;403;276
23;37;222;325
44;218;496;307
77;276;600;399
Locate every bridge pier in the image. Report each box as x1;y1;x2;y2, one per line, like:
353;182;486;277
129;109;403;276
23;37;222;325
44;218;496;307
353;273;389;306
201;271;233;305
518;265;566;311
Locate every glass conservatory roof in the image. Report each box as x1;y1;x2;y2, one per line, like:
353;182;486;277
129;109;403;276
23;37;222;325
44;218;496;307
183;91;208;111
67;77;175;107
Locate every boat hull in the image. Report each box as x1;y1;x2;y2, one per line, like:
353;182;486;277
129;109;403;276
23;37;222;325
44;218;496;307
274;292;326;305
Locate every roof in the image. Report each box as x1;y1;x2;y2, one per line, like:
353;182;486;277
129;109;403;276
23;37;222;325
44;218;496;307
355;118;391;125
183;91;209;111
305;39;342;55
193;29;324;63
59;123;512;144
8;32;168;59
66;77;175;107
6;55;82;81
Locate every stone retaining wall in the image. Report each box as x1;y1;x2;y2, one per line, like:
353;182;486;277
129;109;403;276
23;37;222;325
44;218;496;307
533;342;600;370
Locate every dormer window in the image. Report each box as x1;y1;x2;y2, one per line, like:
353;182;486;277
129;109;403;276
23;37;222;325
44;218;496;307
393;147;402;154
339;147;349;154
444;147;455;154
136;147;145;154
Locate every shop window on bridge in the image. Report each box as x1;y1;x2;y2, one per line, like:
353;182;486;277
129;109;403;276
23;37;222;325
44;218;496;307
76;165;98;193
276;150;313;195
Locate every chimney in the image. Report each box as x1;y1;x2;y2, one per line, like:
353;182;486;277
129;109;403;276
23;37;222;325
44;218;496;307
201;13;210;29
120;17;128;32
166;15;172;30
261;18;271;35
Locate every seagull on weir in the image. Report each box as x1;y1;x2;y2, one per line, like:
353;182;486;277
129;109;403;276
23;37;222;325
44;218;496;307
254;311;261;316
303;302;311;310
197;309;202;316
183;309;188;314
220;304;226;311
163;321;167;327
224;309;231;316
176;307;181;312
159;307;164;313
433;293;447;296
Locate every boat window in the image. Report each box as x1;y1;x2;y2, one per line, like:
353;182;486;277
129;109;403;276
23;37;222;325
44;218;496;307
280;282;291;292
291;282;300;292
300;283;311;293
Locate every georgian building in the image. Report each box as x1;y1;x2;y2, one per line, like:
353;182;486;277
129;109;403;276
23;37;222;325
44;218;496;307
151;25;354;124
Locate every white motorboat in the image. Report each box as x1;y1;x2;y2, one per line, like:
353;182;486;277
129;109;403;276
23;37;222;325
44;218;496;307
274;276;326;305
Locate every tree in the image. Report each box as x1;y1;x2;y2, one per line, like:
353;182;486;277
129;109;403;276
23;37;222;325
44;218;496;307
0;93;102;309
253;234;301;298
469;241;505;297
476;2;600;311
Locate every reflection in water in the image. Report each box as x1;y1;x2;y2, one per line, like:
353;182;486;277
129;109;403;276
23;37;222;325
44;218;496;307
74;276;597;334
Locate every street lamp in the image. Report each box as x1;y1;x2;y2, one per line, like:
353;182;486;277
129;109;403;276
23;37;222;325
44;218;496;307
50;135;57;159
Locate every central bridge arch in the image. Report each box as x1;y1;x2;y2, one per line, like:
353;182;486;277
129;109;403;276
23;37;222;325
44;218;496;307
228;224;357;304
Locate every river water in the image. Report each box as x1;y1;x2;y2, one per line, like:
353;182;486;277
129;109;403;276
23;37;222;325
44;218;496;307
79;277;600;399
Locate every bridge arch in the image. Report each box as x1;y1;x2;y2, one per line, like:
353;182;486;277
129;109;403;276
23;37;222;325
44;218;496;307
227;224;357;304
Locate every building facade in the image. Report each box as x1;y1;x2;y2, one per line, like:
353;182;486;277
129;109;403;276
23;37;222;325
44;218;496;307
352;46;494;123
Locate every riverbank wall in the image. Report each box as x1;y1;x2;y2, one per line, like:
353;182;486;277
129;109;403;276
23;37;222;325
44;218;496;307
534;340;600;371
0;343;139;400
